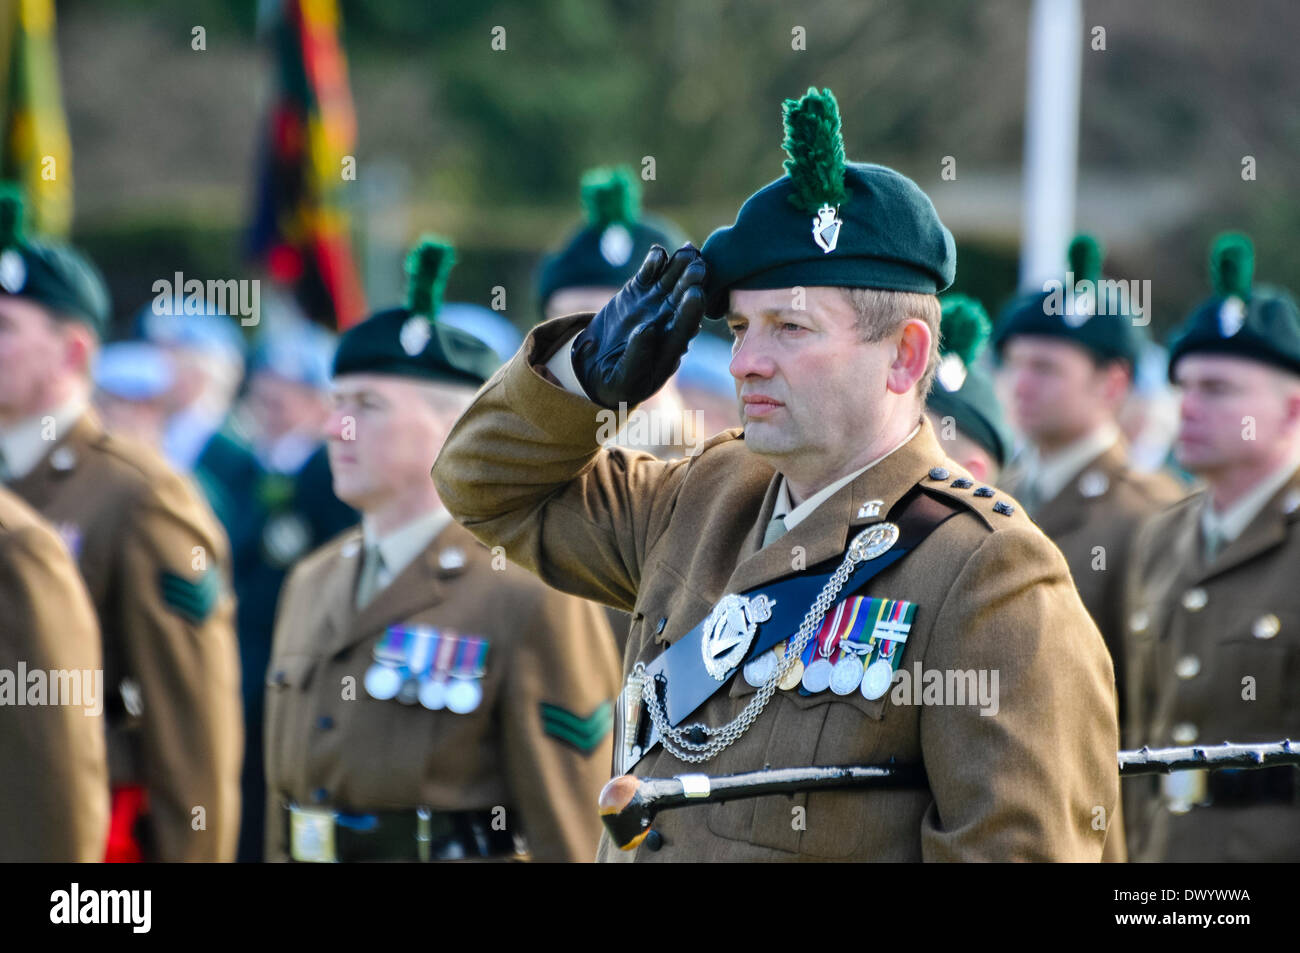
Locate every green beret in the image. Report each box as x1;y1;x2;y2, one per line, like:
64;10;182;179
333;237;501;387
701;88;955;318
991;234;1145;368
1166;232;1300;381
0;185;110;335
537;165;686;311
928;294;1014;466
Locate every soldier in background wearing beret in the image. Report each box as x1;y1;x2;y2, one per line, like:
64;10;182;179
994;236;1185;724
434;89;1120;861
925;295;1013;485
1125;233;1300;862
0;485;108;861
264;238;620;863
0;187;242;861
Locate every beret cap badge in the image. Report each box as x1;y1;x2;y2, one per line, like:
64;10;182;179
782;88;850;254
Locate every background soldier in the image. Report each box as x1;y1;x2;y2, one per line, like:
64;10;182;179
434;88;1120;862
925;295;1013;484
1125;233;1300;862
0;189;243;862
264;238;620;863
0;485;108;861
994;235;1185;718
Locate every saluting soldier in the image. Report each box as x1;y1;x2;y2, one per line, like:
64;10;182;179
1125;233;1300;862
264;238;621;863
925;295;1013;485
993;235;1185;717
434;89;1121;861
0;189;242;861
0;486;108;861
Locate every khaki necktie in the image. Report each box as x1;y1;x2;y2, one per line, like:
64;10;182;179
355;543;385;609
762;514;788;548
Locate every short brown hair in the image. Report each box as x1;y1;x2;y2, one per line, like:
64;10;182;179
843;288;942;398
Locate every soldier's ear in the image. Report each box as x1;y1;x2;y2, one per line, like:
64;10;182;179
886;318;932;398
60;320;98;379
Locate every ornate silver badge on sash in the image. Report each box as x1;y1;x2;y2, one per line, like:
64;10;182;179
700;593;777;681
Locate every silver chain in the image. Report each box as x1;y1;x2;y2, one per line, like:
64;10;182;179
641;547;864;764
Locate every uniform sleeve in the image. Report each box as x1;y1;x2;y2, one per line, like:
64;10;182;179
116;473;244;861
432;314;690;612
918;526;1120;861
0;524;109;862
261;560;310;863
500;582;622;861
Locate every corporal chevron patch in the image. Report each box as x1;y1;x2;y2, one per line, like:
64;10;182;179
539;701;613;754
158;569;221;624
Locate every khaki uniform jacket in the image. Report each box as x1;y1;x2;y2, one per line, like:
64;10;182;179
1124;467;1300;862
0;487;108;861
1003;442;1185;711
432;314;1122;862
6;412;242;861
263;518;621;863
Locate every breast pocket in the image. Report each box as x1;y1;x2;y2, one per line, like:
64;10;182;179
704;660;902;858
1211;611;1300;729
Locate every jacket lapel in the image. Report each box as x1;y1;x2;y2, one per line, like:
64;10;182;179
326;524;455;657
1197;468;1300;583
1030;442;1125;539
7;411;101;510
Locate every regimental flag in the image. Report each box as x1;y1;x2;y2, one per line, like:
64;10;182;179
0;0;72;236
248;0;365;330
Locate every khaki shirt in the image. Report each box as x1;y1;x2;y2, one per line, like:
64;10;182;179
0;487;108;861
432;314;1122;862
264;518;621;862
5;411;242;861
1124;466;1300;862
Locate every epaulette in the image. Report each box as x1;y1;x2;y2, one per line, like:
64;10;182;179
914;464;1028;532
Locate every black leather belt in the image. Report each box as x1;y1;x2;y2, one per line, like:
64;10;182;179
283;803;525;862
1207;766;1297;807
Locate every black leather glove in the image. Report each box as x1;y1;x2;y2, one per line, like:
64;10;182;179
571;243;707;408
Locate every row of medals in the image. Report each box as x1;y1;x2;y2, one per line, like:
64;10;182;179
364;633;485;714
742;637;895;700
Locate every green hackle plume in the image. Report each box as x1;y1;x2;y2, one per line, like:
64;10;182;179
1067;233;1103;284
405;236;456;319
0;183;25;250
580;166;641;229
782;87;849;215
1209;231;1254;298
939;294;992;366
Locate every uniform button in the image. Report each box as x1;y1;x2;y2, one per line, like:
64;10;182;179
1130;610;1149;634
50;446;77;471
643;830;664;851
1181;588;1208;612
317;715;334;731
655;617;667;635
272;670;287;686
928;466;950;481
1077;470;1109;498
1171;723;1198;745
1252;613;1281;640
1174;655;1201;680
312;787;329;804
